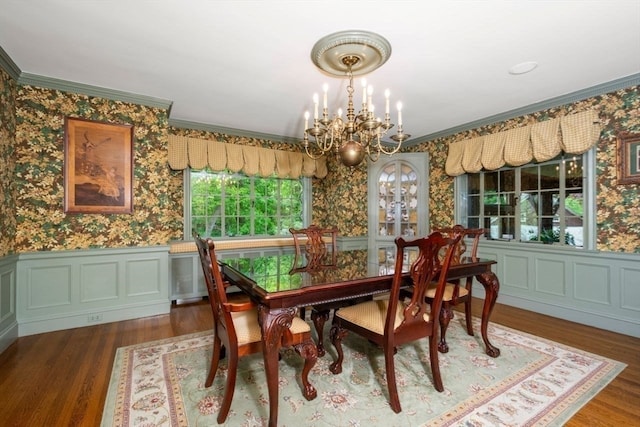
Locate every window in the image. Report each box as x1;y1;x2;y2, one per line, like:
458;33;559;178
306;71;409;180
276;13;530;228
185;169;310;239
457;152;594;248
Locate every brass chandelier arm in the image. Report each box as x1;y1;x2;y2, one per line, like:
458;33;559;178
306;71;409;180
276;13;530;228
304;145;330;160
375;140;404;156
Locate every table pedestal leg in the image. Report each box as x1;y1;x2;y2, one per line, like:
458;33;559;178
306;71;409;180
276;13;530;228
475;271;501;358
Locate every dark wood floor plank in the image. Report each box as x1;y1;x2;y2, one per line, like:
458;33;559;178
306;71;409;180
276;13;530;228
0;298;637;427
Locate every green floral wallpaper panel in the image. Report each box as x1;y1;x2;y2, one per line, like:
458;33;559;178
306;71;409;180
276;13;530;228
14;86;183;252
0;68;17;257
314;154;369;237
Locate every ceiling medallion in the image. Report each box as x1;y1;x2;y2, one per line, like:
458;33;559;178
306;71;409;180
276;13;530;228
310;30;392;77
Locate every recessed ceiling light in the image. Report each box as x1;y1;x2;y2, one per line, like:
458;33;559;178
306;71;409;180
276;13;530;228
509;61;538;75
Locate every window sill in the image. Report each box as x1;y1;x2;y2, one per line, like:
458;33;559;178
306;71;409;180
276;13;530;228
169;237;297;254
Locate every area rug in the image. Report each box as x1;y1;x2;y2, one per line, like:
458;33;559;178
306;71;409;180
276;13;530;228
101;319;625;427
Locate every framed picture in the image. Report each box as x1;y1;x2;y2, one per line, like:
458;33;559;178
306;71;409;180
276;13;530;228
64;117;134;213
616;132;640;185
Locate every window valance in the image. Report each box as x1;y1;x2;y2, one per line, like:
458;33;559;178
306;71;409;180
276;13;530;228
445;110;601;176
168;135;328;178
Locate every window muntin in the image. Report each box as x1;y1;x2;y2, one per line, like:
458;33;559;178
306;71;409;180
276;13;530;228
458;155;587;248
188;169;307;239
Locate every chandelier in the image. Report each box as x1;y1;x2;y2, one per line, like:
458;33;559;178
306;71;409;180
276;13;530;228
302;30;410;167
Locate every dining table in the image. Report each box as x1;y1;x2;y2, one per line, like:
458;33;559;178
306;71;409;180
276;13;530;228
219;247;500;427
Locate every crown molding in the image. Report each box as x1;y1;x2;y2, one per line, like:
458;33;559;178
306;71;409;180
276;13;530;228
168;118;300;144
17;73;173;109
4;61;637;146
405;73;640;146
0;45;21;80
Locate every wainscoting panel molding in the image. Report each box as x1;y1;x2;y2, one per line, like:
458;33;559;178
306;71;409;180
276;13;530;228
0;254;18;353
126;258;163;297
80;261;119;303
26;264;72;309
16;246;170;336
621;266;640;312
503;254;530;290
573;262;611;305
535;257;566;297
4;238;639;352
476;241;640;338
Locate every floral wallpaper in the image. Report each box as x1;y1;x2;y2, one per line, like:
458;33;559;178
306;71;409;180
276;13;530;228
0;68;17;257
13;86;183;252
0;67;637;254
594;88;640;252
314;154;369;237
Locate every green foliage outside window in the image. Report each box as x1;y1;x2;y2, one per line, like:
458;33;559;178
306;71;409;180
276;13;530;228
565;196;583;216
190;170;304;238
528;228;576;245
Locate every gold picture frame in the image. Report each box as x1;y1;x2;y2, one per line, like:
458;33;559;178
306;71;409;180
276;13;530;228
616;132;640;185
64;117;134;214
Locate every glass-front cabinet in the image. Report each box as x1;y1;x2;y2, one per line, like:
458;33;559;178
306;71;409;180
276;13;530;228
368;153;429;274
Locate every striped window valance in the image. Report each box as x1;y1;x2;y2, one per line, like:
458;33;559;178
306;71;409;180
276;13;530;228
445;110;601;176
167;135;328;178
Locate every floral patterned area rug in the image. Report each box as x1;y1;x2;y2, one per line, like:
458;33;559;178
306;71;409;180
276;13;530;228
101;319;625;427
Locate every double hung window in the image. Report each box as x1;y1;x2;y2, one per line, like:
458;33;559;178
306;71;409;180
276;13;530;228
186;169;309;239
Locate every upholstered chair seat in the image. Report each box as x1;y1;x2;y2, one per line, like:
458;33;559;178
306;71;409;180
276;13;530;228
231;308;311;345
335;299;430;335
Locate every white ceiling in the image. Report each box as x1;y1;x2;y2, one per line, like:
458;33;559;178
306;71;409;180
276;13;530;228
1;0;639;144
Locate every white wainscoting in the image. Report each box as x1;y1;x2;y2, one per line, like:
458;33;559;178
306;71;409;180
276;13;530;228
474;240;640;338
16;246;171;336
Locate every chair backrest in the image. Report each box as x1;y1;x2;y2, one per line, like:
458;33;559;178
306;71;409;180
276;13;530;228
385;232;461;338
434;225;486;263
193;231;234;340
289;224;338;268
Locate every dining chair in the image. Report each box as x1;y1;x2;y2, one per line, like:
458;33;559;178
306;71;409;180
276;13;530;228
289;224;343;357
290;224;338;269
328;232;461;413
428;225;486;353
194;232;317;424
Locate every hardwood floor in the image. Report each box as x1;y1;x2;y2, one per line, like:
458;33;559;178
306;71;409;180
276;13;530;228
0;299;638;426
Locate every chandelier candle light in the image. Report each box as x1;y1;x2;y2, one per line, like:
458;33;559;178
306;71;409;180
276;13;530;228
303;30;410;167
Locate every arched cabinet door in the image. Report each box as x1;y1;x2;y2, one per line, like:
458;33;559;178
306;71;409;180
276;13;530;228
368;153;429;274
